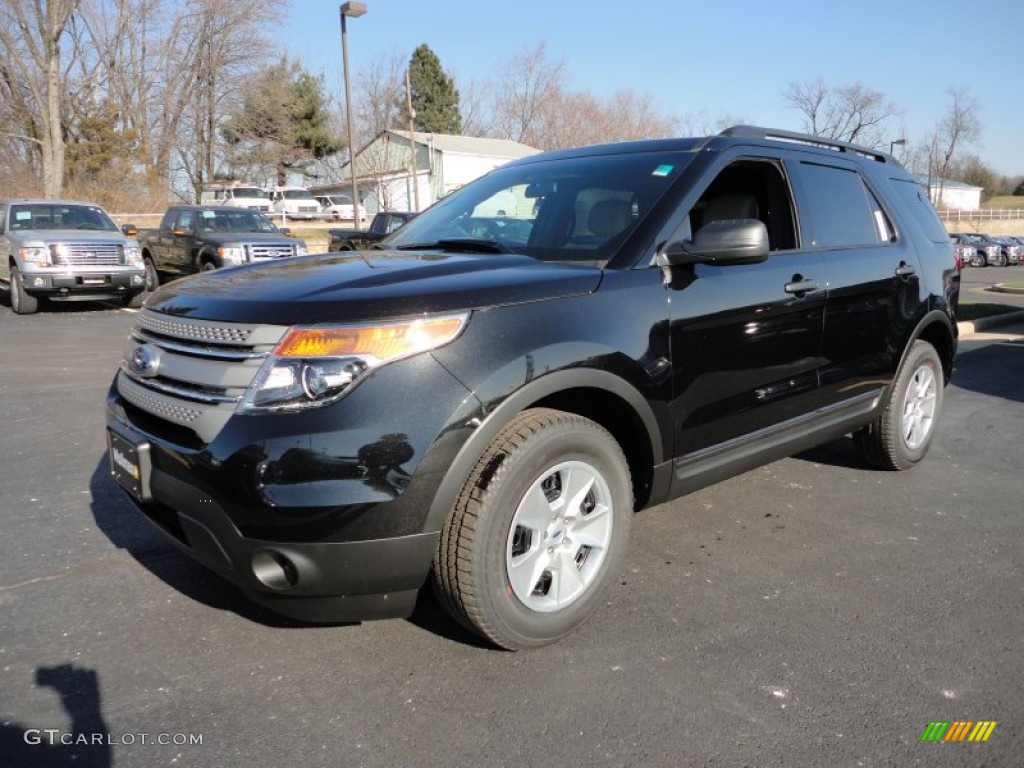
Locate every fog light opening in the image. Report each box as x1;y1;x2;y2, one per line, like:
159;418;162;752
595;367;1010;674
252;550;299;591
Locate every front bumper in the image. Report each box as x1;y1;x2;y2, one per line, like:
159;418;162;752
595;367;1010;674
21;269;146;299
107;414;439;622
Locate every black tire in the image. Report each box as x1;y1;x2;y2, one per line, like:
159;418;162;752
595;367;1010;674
971;253;985;267
433;408;633;650
122;290;146;309
143;257;159;291
854;340;943;471
992;251;1008;267
10;266;39;315
200;259;217;272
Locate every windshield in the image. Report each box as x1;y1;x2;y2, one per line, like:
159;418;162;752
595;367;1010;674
9;203;119;232
197;209;278;233
385;150;692;263
232;187;269;198
282;189;315;200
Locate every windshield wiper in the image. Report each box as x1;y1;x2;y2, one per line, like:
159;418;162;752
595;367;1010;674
394;238;512;254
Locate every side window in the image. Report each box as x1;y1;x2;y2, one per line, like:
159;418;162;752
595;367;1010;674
159;211;176;231
798;163;890;247
689;159;797;251
0;206;6;232
176;211;195;232
887;178;949;244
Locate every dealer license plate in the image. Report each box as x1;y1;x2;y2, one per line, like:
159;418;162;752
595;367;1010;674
107;429;151;501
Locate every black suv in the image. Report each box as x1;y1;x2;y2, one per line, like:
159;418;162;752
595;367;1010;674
106;127;959;649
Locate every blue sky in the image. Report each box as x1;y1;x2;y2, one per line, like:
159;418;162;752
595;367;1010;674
273;0;1023;175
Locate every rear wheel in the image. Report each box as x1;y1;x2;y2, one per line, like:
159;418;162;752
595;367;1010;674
433;408;633;650
10;266;39;315
200;259;217;272
854;340;943;470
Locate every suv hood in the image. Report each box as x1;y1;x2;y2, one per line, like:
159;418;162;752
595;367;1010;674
146;251;603;325
15;229;131;244
199;232;295;246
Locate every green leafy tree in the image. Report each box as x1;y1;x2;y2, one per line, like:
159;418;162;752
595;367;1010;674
223;57;344;184
408;44;462;134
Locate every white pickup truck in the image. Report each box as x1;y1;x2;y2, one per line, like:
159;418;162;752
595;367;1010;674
1;199;146;314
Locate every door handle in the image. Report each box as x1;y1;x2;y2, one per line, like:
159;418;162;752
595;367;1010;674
895;262;917;278
784;277;820;294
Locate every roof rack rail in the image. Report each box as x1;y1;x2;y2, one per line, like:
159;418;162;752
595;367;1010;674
718;125;890;163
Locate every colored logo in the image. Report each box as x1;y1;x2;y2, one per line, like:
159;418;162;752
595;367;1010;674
920;721;997;742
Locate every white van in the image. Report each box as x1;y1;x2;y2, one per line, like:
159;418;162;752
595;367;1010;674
270;186;321;220
200;183;272;212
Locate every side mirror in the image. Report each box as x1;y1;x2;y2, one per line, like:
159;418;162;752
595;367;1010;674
280;226;292;237
121;223;138;237
658;219;769;266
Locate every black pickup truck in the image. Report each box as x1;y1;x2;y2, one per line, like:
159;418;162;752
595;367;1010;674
327;210;416;251
133;205;308;289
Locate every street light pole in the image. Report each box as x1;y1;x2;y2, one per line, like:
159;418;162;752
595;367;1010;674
340;2;366;231
889;138;906;156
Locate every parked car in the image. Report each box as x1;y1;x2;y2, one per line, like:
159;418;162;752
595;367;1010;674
132;205;307;288
200;182;272;213
1;198;146;314
269;186;320;220
107;126;959;649
315;194;369;224
327;211;416;251
948;235;975;270
949;232;1000;266
990;235;1023;265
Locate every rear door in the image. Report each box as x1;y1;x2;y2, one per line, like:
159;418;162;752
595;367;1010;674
788;157;926;414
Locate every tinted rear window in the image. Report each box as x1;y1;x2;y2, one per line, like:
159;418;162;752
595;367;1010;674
887;178;950;244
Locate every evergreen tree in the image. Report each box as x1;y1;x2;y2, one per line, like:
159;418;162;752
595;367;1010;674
408;44;462;134
222;58;344;184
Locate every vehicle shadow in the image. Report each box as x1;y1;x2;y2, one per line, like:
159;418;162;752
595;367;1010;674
0;664;111;768
88;456;300;629
950;338;1024;403
88;456;491;647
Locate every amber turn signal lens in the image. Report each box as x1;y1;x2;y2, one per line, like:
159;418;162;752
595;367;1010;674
273;314;467;362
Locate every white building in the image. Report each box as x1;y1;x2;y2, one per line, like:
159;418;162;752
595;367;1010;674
915;175;983;211
310;131;540;214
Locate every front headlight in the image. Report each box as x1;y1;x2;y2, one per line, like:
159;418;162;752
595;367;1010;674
239;312;469;412
124;245;142;266
218;245;246;264
295;243;308;256
19;246;51;268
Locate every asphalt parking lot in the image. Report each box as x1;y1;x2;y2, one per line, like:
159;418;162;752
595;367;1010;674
1;291;1022;767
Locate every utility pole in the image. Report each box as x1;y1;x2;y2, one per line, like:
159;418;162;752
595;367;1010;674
406;69;421;212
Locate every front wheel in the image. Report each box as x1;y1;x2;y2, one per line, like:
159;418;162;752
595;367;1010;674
433;408;633;650
10;266;40;315
854;340;943;470
143;257;159;291
992;251;1008;267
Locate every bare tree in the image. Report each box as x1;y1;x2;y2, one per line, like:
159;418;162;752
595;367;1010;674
926;87;981;206
0;0;82;197
783;78;899;147
488;42;565;144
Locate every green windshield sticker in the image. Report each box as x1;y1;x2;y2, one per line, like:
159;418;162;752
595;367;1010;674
652;164;674;177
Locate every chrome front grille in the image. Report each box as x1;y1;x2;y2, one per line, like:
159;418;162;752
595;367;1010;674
250;244;294;260
52;242;123;265
119;309;288;443
137;312;254;344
